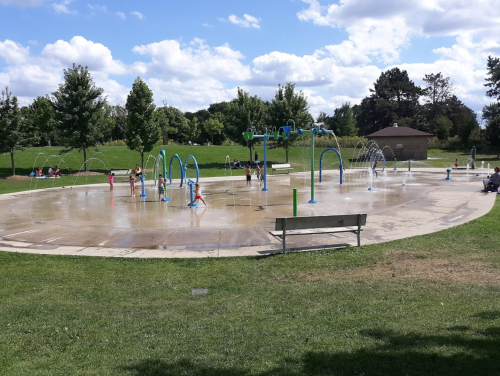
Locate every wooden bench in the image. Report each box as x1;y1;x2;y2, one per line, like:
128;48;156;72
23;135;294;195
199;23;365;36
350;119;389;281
270;214;367;253
271;163;293;174
110;170;133;181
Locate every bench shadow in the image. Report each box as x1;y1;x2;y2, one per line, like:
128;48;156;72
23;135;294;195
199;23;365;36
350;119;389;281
120;327;500;376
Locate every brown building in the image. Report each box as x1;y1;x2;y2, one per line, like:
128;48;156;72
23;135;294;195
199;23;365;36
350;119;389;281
367;124;433;160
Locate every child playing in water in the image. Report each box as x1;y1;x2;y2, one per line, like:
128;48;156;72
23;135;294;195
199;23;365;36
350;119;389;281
109;173;114;191
188;183;208;207
158;174;166;201
245;165;252;186
372;161;378;178
129;175;136;196
255;164;261;181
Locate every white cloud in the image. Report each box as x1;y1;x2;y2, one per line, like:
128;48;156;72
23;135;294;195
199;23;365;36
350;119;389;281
132;38;250;82
51;0;76;14
0;40;30;64
116;11;126;19
42;36;127;74
228;14;260;29
87;4;107;12
130;11;144;19
28;40;38;45
202;23;212;27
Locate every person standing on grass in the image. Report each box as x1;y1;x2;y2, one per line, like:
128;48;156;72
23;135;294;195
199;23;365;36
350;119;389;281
188;183;208;207
109;173;114;191
245;165;252;186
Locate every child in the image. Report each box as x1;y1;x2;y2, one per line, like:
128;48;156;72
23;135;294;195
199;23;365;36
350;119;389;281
245;165;252;186
260;169;265;187
188;183;208;207
455;159;459;169
109;173;114;191
158;174;166;201
36;167;42;177
372;161;378;178
129;175;136;196
48;166;53;177
255;164;261;181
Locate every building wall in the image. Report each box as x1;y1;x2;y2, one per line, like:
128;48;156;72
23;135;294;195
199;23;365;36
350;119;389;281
368;136;428;160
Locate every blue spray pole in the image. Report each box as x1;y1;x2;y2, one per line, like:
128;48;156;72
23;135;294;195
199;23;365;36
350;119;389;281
263;129;268;191
187;179;196;207
140;174;147;198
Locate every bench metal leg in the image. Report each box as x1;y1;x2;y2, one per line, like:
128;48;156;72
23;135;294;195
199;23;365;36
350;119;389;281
282;218;287;254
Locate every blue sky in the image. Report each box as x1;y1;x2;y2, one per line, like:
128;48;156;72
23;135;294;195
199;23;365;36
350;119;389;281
0;0;499;120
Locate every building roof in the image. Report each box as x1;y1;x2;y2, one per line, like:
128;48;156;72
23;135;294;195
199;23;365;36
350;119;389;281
367;126;433;138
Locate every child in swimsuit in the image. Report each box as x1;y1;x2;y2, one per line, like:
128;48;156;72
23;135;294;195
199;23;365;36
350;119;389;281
109;173;114;191
158;174;166;201
245;165;252;186
188;183;208;207
130;175;136;196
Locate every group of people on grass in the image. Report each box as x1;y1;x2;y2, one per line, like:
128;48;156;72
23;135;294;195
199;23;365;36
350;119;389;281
34;166;61;177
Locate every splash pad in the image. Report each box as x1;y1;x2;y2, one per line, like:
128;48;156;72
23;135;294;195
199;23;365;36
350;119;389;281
0;167;492;258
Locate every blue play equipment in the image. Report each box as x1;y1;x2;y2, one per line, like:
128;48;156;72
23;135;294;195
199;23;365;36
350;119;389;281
370;151;386;172
319;148;343;184
139;174;147;198
242;126;288;191
187;179;197;207
183;155;199;184
169;154;184;187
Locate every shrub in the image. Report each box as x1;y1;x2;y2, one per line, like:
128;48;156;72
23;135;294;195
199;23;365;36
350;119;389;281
222;138;238;146
104;140;126;146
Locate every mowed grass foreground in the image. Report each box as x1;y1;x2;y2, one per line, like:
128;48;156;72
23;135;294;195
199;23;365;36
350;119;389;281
0;197;499;375
1;145;499;195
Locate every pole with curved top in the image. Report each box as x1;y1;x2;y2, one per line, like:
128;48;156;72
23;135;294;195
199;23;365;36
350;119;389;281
183;155;199;184
370;151;386;172
319;148;343;184
169;154;184;187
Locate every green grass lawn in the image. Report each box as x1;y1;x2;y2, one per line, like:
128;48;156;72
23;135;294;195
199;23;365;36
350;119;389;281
1;145;499;195
0;195;499;375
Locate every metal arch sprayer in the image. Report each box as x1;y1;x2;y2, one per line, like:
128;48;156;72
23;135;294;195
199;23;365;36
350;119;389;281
319;148;343;184
370;151;386;173
183;155;199;185
169;154;184;187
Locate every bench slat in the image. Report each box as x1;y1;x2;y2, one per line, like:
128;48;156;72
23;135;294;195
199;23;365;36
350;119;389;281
275;214;367;231
270;226;362;236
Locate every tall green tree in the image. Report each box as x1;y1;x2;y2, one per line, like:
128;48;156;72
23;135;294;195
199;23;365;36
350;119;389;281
332;102;358;137
227;87;267;162
51;64;107;171
25;96;57;146
204;116;224;145
485;116;500;157
0;88;38;175
268;83;312;162
434;115;453;140
355;68;422;135
182;117;201;143
484;56;500;100
156;105;187;144
107;105;127;141
125;77;160;169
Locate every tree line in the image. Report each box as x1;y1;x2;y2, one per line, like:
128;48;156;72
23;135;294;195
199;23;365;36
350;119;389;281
1;56;499;175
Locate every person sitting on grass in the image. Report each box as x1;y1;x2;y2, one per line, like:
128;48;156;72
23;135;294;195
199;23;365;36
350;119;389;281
36;167;42;177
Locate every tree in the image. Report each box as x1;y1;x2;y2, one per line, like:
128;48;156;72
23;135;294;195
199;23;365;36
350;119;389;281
0;88;38;175
227;87;267;162
485;116;500;157
183;116;201;143
108;105;127;141
332;102;358;137
204;116;224;145
355;68;422;135
25;96;57;146
268;83;312;162
125;77;160;169
156;105;187;144
434;116;453;140
482;103;500;124
422;73;454;119
484;56;500;100
51;64;107;171
456;107;479;144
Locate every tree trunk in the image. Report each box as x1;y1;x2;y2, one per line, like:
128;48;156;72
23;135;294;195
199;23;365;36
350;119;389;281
211;135;214;146
249;142;253;162
141;151;144;171
83;148;88;172
10;149;15;176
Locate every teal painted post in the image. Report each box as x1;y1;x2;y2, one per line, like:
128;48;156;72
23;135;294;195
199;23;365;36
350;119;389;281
471;146;476;170
309;131;317;203
161;150;169;202
293;188;298;217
